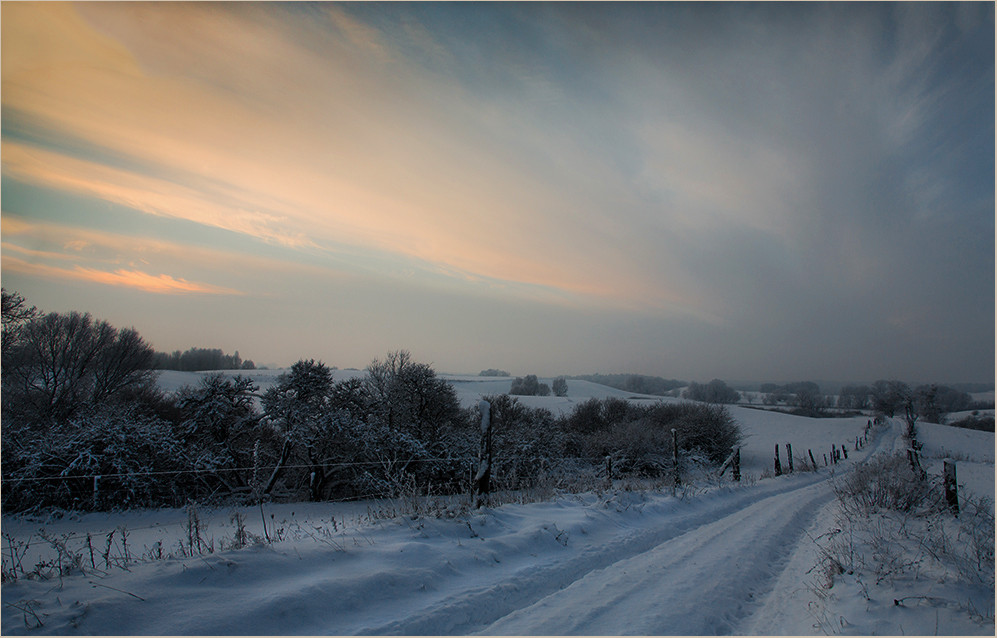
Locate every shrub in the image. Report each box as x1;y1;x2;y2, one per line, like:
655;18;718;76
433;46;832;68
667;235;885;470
645;402;742;465
947;413;995;432
479;394;564;490
2;403;188;512
562;398;741;468
833;452;940;516
174;374;261;496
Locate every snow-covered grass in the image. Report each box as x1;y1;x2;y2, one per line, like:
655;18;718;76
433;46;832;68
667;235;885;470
797;420;996;636
2;377;993;635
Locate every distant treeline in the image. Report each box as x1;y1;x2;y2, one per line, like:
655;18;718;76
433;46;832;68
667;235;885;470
567;374;685;396
153;347;255;371
949;382;994;394
759;381;822;395
760;381;993;395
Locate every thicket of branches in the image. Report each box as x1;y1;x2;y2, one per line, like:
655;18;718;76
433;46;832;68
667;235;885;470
2;290;743;513
683;379;741;404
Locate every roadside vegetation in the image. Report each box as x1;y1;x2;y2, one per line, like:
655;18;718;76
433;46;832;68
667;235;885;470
2;291;742;514
807;424;995;632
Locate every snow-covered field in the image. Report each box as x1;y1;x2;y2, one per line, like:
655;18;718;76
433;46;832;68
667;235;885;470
2;373;993;635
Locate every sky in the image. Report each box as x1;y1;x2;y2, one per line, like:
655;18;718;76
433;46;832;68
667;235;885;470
1;2;993;384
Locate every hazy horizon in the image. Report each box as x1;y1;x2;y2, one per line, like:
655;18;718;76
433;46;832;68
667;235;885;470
2;2;993;384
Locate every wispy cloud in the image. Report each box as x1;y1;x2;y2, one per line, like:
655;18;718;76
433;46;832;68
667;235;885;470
1;2;716;318
1;142;315;249
1;255;242;295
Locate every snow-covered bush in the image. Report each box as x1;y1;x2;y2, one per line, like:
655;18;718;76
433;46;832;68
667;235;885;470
174;374;261;497
561;399;742;471
2;402;187;512
813;451;995;626
363;351;470;494
478;394;565;491
577;420;673;478
259;359;339;498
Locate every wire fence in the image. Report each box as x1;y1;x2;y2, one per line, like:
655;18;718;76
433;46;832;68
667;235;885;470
0;455;621;485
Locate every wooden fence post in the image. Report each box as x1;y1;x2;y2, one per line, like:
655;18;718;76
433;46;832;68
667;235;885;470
473;400;492;508
823;453;828;466
831;445;837;464
672;428;680;487
733;448;740;482
774;444;782;476
841;444;848;460
943;460;958;516
786;443;794;474
808;449;818;472
906;448;927;481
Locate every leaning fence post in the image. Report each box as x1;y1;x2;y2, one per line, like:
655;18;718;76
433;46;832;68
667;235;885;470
823;453;828;466
943;460;958;516
808;449;818;472
473;400;492;508
774;444;782;476
841;443;848;460
786;443;794;474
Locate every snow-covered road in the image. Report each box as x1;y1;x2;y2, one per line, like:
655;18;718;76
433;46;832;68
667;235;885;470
370;421;900;635
352;473;833;635
477;478;835;635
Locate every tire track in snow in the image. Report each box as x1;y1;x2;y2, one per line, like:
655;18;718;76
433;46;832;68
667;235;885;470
363;423;899;636
478;479;835;635
356;474;830;635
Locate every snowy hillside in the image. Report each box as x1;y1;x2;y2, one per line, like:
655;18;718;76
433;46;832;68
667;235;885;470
2;376;993;635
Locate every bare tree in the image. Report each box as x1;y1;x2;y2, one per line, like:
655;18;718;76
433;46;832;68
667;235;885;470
4;311;156;424
1;288;37;359
871;379;910;417
552;376;568;397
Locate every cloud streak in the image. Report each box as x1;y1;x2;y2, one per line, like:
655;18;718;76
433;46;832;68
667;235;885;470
1;255;242;295
2;2;717;317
